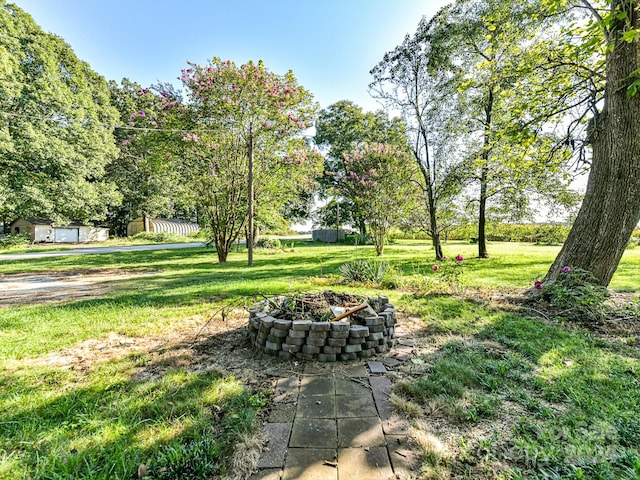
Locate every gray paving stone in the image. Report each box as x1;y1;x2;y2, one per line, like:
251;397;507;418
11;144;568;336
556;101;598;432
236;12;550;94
283;448;337;480
369;376;394;420
337;447;393;479
382;357;403;368
386;434;419;479
338;416;385;447
257;422;292;468
335;377;370;396
268;402;296;423
289;418;337;448
367;361;388;374
335;393;378;418
249;468;283;480
300;375;335;396
297;393;335;418
338;364;369;377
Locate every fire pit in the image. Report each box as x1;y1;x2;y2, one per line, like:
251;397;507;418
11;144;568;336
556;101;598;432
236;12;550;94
247;291;397;362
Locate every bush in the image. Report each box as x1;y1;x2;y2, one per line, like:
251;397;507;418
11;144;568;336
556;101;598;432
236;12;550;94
255;237;281;250
535;267;609;323
0;232;30;249
131;231;183;243
339;259;391;284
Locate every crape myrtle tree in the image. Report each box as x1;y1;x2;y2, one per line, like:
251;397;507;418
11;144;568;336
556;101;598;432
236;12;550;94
107;79;188;236
180;58;317;266
314;101;407;237
340;143;419;255
541;0;640;286
0;3;120;225
370;22;469;261
426;0;576;258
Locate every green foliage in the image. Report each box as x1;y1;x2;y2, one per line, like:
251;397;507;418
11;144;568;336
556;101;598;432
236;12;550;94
0;232;30;248
131;231;185;243
340;143;419;255
339;259;391;284
0;3;121;224
255;237;282;250
536;267;610;323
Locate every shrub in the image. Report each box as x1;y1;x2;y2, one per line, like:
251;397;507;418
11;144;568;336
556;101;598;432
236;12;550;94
131;231;183;243
339;259;391;284
255;237;281;250
0;232;30;249
535;267;609;323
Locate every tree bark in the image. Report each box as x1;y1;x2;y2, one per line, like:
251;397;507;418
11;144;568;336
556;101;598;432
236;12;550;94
478;87;493;259
546;0;640;286
247;128;254;267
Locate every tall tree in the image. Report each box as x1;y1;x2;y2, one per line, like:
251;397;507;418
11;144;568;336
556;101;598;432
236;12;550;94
106;80;186;236
370;22;470;261
180;58;316;265
315;100;407;236
0;2;120;224
426;0;575;258
543;0;640;285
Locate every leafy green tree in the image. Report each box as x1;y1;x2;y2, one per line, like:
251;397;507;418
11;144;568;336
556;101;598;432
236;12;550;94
0;2;120;224
106;79;187;236
540;0;640;286
426;0;576;258
178;58;318;264
340;143;418;255
315;100;407;236
370;24;470;261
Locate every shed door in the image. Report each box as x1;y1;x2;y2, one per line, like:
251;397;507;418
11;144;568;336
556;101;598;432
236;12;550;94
54;228;79;243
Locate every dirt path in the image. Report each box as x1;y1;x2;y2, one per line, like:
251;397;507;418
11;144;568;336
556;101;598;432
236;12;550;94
0;269;157;306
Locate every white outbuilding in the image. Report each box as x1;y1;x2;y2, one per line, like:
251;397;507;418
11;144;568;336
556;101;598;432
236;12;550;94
9;217;109;243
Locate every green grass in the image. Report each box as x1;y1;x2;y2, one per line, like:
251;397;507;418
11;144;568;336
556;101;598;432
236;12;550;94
0;239;639;478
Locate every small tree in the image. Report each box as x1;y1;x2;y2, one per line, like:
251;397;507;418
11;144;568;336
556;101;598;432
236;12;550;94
341;143;418;255
181;58;316;266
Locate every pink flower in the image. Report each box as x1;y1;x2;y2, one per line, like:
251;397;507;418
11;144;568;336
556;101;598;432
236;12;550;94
561;266;571;273
432;265;439;271
455;254;464;262
122;139;131;145
138;110;146;117
534;281;543;289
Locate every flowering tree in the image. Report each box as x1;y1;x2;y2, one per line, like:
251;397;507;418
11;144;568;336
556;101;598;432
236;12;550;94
180;58;317;265
341;143;418;255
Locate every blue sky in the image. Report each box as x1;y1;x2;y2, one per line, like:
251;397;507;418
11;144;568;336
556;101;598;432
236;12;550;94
14;0;450;113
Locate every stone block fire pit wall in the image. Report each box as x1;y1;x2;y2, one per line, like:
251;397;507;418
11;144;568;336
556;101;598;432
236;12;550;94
247;291;397;362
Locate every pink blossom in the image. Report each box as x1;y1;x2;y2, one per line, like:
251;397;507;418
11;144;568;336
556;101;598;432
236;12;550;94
122;139;131;145
432;265;439;271
455;254;464;262
534;281;543;289
561;266;571;273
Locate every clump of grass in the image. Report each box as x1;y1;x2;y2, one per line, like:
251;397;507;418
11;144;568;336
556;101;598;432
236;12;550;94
389;392;423;418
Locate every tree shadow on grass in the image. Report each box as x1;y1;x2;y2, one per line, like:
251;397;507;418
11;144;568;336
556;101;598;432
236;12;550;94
0;321;284;480
400;291;640;478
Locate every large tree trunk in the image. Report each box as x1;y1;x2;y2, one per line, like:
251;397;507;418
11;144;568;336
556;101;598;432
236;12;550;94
546;0;640;286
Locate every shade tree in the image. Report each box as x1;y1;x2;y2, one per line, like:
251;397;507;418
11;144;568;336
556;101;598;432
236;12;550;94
180;58;317;265
0;3;120;225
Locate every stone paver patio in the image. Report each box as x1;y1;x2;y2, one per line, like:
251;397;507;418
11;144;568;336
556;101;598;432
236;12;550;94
251;353;419;479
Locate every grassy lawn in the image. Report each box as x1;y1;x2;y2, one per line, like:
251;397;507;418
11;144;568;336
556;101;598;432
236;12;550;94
0;240;639;479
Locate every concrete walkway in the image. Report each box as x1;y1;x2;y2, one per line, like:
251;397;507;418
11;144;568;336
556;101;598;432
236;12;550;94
251;346;418;480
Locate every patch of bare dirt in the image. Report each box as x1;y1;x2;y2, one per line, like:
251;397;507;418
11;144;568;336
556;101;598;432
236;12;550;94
0;269;158;306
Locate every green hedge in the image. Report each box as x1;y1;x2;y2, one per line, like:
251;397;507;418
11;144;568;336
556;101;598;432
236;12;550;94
390;224;573;244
